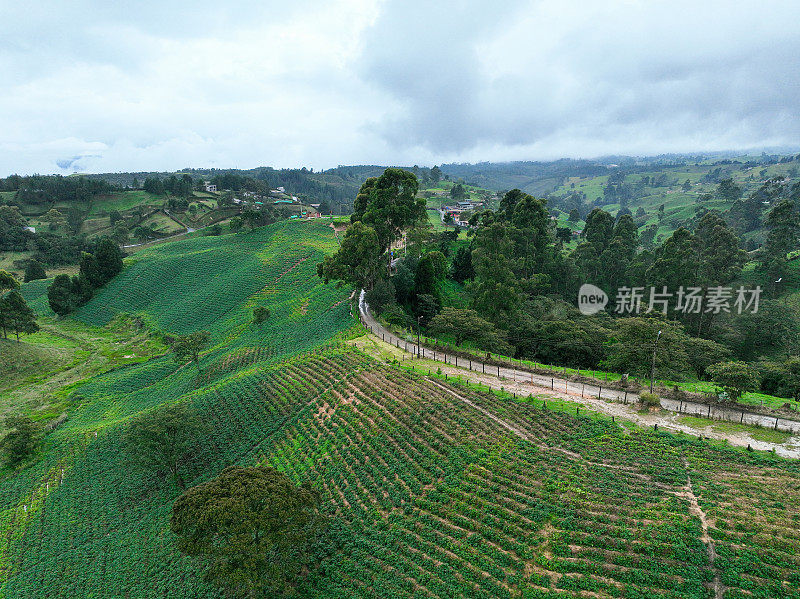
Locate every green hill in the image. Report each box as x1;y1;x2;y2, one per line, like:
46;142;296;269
2;220;800;598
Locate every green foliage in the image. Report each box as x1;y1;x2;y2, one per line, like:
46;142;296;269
603;318;690;380
23;260;46;283
0;270;20;294
428;307;511;353
638;392;660;408
364;277;396;315
0;290;39;341
350;168;425;253
707;360;760;403
123;402;207;490
252;306;270;326
47;273;92;316
450;245;474;284
171;331;211;367
317;221;382;290
0;415;39;467
170;465;326;597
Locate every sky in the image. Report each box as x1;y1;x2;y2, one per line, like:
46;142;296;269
1;0;799;176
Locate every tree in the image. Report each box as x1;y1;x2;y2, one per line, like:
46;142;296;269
364;277;396;315
317;222;382;290
93;237;124;283
172;331;211;368
123;402;207;490
0;270;19;295
47;274;92;316
318;200;331;215
602;318;691;380
428;307;511;353
568;208;580;222
0;270;20;339
0;290;39;341
450;245;474;284
706;361;760;404
717;178;742;203
430;165;442;184
170;465;327;598
350;168;425;253
763;199;799;262
414;254;441;302
23;260;46;282
252;306;270;326
0;415;39;468
449;183;467;201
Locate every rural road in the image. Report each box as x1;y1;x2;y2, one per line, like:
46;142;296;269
358;290;800;458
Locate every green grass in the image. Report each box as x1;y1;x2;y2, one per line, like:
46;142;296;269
677;416;792;444
87;190;164;216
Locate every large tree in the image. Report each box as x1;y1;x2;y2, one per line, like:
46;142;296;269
350;168;425;253
317;222;382;290
171;465;327;598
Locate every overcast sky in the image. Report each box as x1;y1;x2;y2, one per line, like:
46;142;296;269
2;0;799;176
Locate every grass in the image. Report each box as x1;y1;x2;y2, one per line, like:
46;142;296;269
677;416;792;444
0;314;168;422
87;190;163;216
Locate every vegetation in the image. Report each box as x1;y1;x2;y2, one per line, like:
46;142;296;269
2;160;800;598
0;415;39;468
171;465;327;597
171;332;211;368
123;402;207;490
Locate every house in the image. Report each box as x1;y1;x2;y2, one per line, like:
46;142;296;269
457;200;473;210
204;183;217;193
24;226;35;233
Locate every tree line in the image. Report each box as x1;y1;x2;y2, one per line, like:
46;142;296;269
319;170;800;403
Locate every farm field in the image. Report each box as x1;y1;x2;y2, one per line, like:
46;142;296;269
1;219;799;598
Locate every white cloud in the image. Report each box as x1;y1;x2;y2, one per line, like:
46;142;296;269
1;0;799;175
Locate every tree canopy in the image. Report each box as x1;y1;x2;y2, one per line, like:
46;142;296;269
170;465;327;598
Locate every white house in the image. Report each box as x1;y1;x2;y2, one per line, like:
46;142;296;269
205;183;217;192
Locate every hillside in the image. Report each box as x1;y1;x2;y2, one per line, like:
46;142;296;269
2;220;799;598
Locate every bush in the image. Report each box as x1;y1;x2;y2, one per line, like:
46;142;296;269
639;392;660;408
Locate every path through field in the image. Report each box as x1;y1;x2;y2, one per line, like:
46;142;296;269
358;291;800;458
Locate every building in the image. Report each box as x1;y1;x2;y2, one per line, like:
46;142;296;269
205;183;217;192
24;226;35;233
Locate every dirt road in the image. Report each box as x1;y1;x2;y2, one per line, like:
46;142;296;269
357;291;800;458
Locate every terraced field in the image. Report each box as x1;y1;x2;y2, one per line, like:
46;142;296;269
2;220;799;598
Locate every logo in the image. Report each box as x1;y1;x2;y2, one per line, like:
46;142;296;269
578;284;608;315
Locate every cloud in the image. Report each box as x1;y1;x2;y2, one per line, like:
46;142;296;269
1;0;799;175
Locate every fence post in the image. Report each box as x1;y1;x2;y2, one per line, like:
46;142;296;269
624;391;627;405
740;412;744;424
483;363;485;374
551;378;554;390
707;404;711;418
582;383;585;398
598;386;602;399
775;418;779;430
